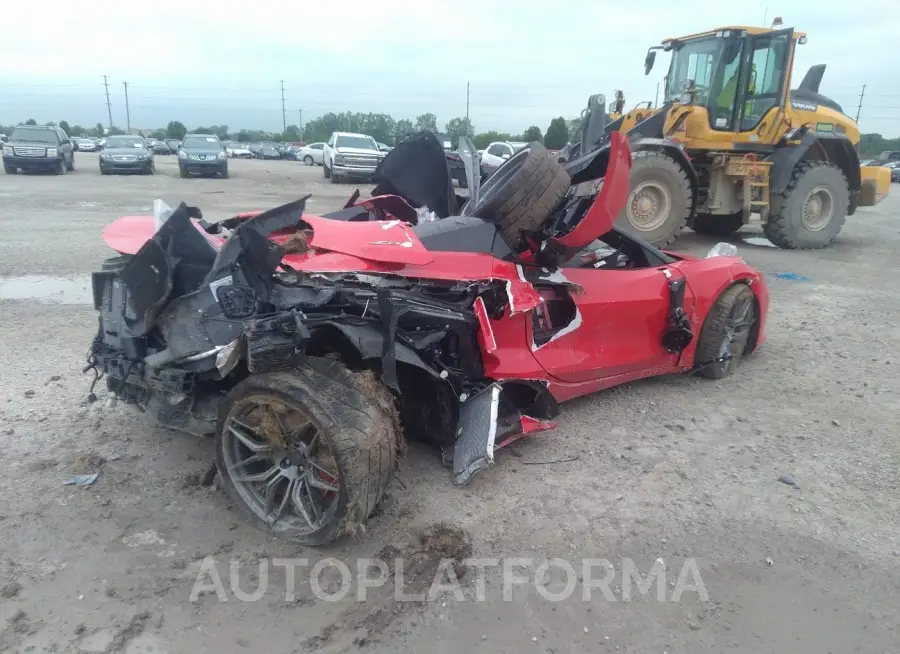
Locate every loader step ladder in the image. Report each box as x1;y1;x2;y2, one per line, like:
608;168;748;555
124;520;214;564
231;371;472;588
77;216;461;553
726;156;773;221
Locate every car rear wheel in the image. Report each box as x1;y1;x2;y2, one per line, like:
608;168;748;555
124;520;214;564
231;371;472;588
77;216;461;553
303;155;314;166
467;142;570;251
215;358;399;546
695;284;757;379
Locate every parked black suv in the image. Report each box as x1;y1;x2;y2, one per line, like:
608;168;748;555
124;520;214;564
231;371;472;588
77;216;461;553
3;125;75;174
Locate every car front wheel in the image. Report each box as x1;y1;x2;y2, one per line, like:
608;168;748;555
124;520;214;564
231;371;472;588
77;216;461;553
695;284;757;379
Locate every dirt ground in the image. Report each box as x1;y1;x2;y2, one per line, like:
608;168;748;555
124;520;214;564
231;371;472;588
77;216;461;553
0;153;898;653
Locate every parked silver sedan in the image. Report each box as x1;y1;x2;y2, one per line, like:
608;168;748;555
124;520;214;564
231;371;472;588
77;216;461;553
295;142;325;166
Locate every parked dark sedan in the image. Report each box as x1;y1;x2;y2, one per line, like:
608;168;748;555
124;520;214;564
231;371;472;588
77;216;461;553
99;135;155;175
152;141;173;155
178;133;228;178
254;143;282;160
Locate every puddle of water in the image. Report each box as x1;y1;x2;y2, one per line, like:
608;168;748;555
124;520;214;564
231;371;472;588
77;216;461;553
0;275;94;304
742;236;777;248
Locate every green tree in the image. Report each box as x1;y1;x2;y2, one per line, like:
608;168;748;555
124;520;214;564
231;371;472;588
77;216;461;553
444;117;475;146
166;120;187;140
282;124;302;141
44;121;56;127
414;113;437;132
58;120;71;134
235;130;251;142
69;124;87;137
544;117;569;149
150;129;166;140
108;127;126;136
25;118;37;125
523;125;543;143
392;119;415;144
94;122;105;136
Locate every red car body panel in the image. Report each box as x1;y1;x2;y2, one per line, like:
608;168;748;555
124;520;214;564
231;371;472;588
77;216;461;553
101;132;768;413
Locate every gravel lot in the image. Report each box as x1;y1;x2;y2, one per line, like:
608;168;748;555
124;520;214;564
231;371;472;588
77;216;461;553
1;153;898;653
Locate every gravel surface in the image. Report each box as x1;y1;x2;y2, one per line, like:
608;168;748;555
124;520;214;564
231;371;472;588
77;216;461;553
0;154;898;653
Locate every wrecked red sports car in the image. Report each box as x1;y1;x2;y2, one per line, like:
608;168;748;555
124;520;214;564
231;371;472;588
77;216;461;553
86;123;769;545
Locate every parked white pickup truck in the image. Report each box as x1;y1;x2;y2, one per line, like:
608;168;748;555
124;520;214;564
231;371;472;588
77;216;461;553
322;131;384;183
480;140;529;174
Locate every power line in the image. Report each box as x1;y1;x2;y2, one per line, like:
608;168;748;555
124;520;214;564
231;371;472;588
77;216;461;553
102;75;113;130
280;80;286;132
855;84;866;122
123;81;131;132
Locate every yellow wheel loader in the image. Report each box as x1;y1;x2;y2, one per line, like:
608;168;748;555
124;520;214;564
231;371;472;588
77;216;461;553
573;26;891;249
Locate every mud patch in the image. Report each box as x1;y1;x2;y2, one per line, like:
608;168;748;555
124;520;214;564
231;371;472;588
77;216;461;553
303;522;472;650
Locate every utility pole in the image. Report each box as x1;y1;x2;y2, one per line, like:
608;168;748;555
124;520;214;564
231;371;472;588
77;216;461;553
298;109;303;131
102;75;113;131
280;80;287;132
855;84;866;123
122;81;131;133
465;82;470;122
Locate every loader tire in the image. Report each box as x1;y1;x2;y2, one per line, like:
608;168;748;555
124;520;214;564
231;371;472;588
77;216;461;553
617;150;692;247
691;211;744;236
215;357;400;546
469;142;570;251
764;161;848;249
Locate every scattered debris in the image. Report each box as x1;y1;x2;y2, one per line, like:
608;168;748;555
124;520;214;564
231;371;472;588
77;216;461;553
772;272;813;282
832;419;841;427
62;472;100;486
23;390;35;398
766;557;774;566
777;475;797;487
523;455;580;465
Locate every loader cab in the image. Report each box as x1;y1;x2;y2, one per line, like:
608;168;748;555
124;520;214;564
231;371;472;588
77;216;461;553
654;27;799;137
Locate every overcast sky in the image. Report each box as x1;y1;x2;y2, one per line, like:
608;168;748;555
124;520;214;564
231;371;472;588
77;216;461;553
1;0;897;136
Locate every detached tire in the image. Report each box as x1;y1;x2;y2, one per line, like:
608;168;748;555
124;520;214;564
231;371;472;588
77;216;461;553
469;142;570;250
695;284;757;380
215;357;399;546
691;211;744;236
618;150;692;247
764;161;848;249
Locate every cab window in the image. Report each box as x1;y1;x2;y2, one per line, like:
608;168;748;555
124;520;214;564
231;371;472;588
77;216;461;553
740;31;791;130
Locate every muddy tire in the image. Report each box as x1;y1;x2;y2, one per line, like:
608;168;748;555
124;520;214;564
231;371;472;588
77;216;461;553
764;161;848;249
694;284;757;380
214;357;399;546
618;150;692;247
56;158;67;175
469;142;570;250
691;211;744;236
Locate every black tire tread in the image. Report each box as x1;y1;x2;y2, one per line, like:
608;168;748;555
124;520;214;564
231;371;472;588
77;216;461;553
474;143;570;249
694;284;754;380
764;161;848;249
623;150;692;247
215;357;400;546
